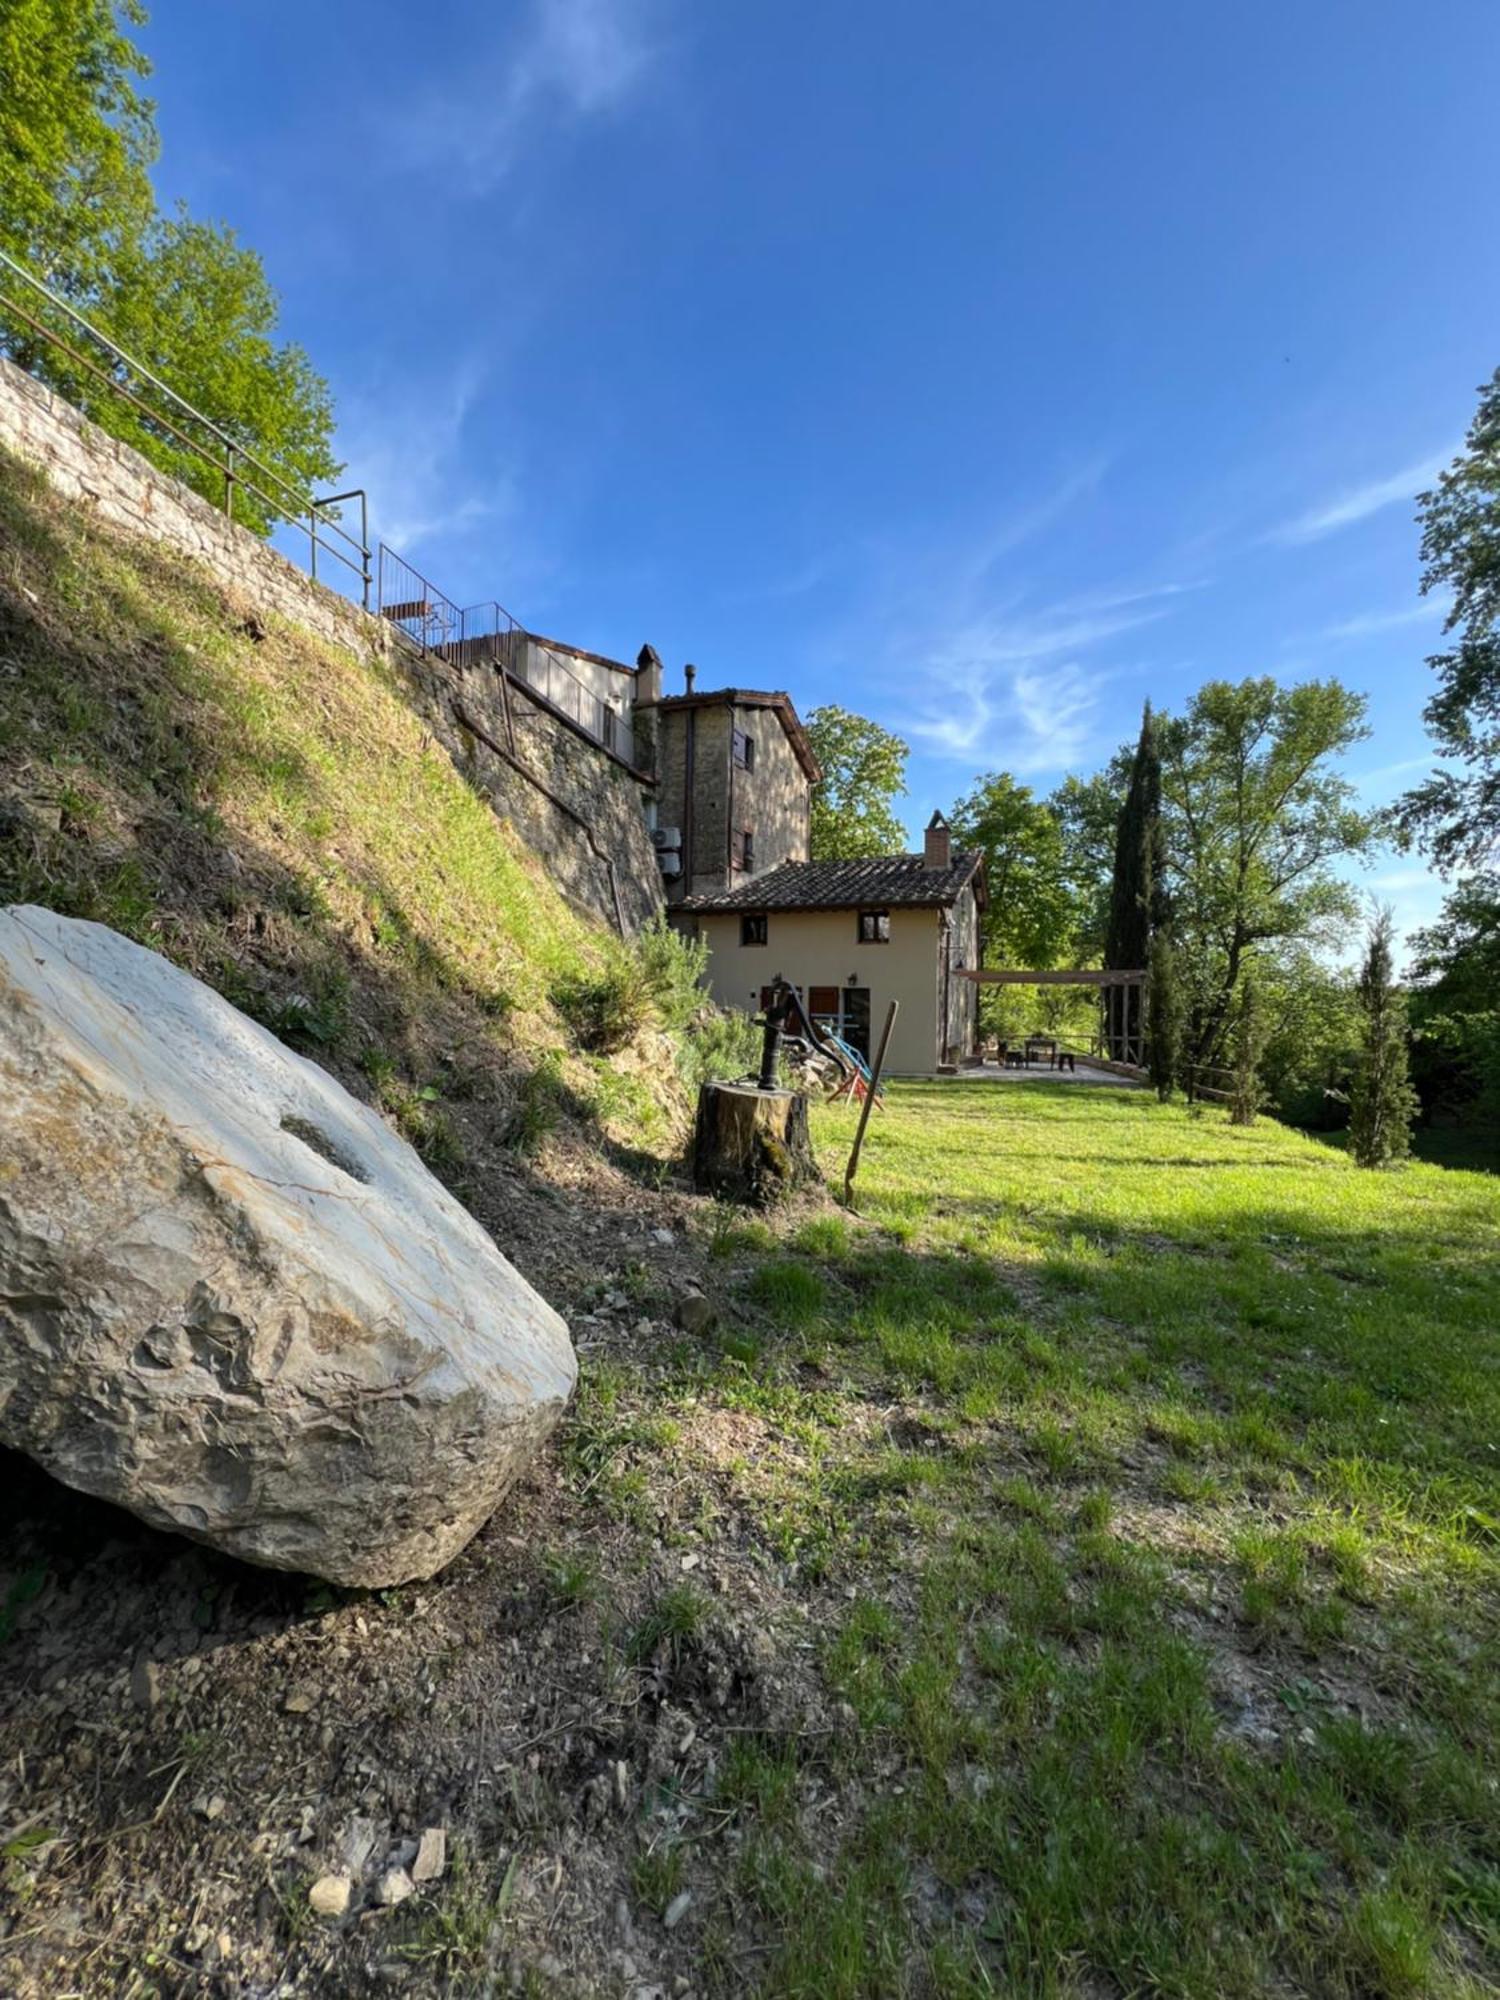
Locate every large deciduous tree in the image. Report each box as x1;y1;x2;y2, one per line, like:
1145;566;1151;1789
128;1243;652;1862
106;211;339;532
1159;677;1374;1070
0;0;155;298
805;706;909;859
949;773;1086;1044
1399;369;1500;872
1050;762;1131;962
949;772;1076;969
0;1;339;529
1406;872;1500;1129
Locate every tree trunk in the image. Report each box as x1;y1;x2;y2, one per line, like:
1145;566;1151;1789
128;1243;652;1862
692;1084;818;1206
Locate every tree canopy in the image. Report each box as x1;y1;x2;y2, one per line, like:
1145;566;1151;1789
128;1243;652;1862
1158;676;1373;1067
0;1;338;530
1349;907;1419;1167
0;0;155;297
805;706;909;859
1399;367;1500;872
1049;765;1130;962
948;772;1077;970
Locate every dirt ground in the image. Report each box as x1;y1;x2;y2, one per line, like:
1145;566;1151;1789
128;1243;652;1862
0;1134;838;2000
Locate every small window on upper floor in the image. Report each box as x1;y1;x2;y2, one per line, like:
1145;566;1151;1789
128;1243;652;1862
732;728;756;771
858;909;891;943
736;828;755;872
741;913;768;947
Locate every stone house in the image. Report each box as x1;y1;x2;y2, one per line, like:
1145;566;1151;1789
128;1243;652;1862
650;672;822;901
490;635;985;1074
677;811;986;1079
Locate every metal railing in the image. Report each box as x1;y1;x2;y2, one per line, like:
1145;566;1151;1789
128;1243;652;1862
0;246;371;605
512;634;637;764
375;544;463;654
374;547;637;767
0;247;645;767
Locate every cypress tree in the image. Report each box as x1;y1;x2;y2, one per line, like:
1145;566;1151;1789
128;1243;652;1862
1104;703;1163;1058
1147;926;1182;1100
1349;909;1420;1167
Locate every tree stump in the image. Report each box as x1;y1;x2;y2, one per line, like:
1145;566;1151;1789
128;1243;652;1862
692;1084;818;1205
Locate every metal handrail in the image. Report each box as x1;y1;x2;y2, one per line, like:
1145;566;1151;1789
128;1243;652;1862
0;245;371;605
0;247;644;757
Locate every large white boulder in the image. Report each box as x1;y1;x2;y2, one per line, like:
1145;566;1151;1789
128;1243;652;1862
0;905;577;1586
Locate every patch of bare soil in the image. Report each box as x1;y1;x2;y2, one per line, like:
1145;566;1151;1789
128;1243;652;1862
0;1144;850;2000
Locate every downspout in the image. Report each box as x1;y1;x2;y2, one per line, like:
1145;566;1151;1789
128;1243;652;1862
682;707;696;895
939;909;952;1065
455;701;628;936
727;708;735;878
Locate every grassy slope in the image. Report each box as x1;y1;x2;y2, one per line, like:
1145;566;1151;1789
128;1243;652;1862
563;1080;1500;1998
0;443;684;1179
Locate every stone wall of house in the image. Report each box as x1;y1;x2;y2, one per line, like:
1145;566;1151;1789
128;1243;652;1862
658;699;812;904
0;353;664;936
732;705;811;878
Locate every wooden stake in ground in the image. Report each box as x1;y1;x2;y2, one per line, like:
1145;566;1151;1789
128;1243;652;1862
842;1000;898;1207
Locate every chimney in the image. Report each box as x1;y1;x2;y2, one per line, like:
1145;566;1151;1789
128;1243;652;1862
635;643;663;705
923;810;952;871
684;663;697;695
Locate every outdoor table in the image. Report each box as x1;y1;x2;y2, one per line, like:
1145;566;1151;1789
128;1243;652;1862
1024;1037;1058;1068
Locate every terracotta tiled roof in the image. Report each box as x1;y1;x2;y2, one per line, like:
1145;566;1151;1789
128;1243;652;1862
679;851;986;913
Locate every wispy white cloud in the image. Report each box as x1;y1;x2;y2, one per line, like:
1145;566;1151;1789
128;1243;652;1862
961;459;1111;585
905;599;1160;773
816;459;1201;777
336;359;505;553
388;0;662;195
1350;754;1434;799
1368;864;1438;892
1320;600;1443;643
1270;449;1450;546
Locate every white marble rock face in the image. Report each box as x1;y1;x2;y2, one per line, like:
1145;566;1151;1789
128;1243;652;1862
0;905;577;1586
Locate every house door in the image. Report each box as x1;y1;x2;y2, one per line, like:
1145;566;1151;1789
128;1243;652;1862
808;985;871;1061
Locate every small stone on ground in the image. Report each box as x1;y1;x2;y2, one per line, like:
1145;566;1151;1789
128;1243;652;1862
309;1873;350;1919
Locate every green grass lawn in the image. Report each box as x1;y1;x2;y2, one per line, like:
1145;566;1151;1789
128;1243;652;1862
606;1079;1500;1997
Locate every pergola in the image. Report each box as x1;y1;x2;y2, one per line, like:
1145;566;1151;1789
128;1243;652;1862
955;967;1149;1068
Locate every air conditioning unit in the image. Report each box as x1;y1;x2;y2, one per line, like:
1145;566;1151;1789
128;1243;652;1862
652;826;682;852
657;849;682;878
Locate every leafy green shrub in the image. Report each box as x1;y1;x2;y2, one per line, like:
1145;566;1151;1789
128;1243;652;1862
679;1007;763;1088
511;1050;567;1154
634;914;710;1031
551;957;649;1054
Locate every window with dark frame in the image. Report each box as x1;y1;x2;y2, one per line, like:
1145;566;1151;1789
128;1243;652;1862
741;912;768;946
858;908;891;943
732;728;756;771
737;828;755;872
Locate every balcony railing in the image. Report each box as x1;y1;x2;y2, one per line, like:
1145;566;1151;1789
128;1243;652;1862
511;636;636;765
374;548;637;769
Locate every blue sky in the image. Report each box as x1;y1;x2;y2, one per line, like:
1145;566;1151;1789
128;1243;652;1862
143;0;1500;957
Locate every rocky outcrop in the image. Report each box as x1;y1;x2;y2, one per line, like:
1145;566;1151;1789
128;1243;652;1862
0;906;576;1586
